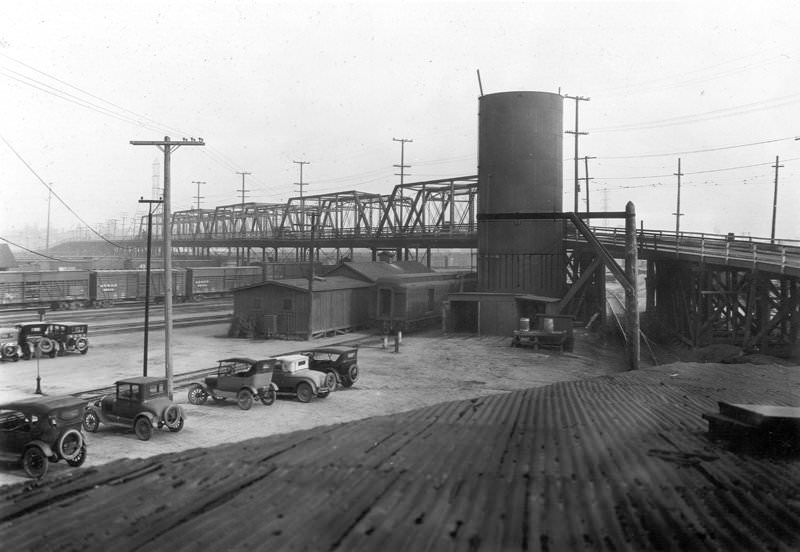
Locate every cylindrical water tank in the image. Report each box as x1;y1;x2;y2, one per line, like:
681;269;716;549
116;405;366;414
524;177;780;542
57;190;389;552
477;91;565;296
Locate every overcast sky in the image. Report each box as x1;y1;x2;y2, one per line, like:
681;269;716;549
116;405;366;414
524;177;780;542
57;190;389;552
1;1;799;247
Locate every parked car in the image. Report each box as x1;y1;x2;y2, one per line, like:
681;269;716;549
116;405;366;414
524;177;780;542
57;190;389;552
187;358;278;410
17;322;59;359
83;377;185;440
47;322;89;356
271;354;335;403
300;346;360;388
0;326;22;361
0;395;88;478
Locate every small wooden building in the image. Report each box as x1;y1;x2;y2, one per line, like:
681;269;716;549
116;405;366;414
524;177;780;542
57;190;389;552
231;276;373;339
375;271;476;332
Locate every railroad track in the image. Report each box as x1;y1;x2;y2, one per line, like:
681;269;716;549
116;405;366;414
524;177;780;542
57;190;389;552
90;312;233;336
606;290;659;365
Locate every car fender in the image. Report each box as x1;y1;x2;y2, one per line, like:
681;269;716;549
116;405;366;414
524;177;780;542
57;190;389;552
136;411;158;428
86;402;112;424
25;440;55;461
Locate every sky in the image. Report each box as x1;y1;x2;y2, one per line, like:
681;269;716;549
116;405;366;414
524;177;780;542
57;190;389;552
1;0;799;250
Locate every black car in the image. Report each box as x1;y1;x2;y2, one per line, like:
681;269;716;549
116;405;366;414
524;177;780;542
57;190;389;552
300;346;360;388
47;322;90;356
0;395;88;478
16;322;59;360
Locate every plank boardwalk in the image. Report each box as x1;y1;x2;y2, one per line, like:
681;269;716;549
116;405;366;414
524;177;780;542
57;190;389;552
1;363;799;551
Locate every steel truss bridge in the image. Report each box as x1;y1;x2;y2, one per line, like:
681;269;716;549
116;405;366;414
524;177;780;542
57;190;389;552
50;174;799;356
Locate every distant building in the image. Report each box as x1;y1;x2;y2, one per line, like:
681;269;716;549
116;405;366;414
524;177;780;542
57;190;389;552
0;244;18;271
325;260;432;283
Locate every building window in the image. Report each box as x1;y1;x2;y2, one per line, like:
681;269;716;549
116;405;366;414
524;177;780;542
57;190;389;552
427;288;435;312
282;298;293;311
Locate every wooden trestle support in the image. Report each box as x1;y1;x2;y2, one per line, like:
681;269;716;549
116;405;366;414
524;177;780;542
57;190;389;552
646;259;799;357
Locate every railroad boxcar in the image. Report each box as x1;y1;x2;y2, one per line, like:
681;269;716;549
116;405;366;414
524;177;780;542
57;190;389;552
0;270;91;309
186;266;263;299
90;269;186;306
374;271;476;332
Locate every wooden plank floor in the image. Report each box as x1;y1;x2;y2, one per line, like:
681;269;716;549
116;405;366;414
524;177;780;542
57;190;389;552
1;362;799;551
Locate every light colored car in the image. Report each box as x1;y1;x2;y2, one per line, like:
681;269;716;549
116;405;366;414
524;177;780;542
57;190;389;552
271;354;335;402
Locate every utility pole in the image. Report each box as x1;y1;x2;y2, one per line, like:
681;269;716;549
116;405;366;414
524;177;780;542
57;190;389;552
138;197;163;378
564;95;590;213
130;136;205;399
293;160;310;199
771;155;783;243
45;182;53;253
192;181;206;210
294;160;310;238
393;137;412;239
236;171;251;206
673;158;684;240
581;156;596;213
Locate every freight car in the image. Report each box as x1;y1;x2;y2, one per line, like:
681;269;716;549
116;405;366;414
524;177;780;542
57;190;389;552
186;266;262;299
90;269;187;307
0;264;308;310
374;271;476;332
0;270;91;309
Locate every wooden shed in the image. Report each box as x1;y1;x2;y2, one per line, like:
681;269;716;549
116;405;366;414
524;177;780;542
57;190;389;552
231;276;374;339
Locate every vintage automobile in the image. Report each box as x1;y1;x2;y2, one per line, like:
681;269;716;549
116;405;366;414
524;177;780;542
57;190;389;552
17;321;59;359
0;395;87;478
300;346;360;388
83;377;185;440
47;322;89;356
0;326;22;361
187;358;278;410
271;354;335;403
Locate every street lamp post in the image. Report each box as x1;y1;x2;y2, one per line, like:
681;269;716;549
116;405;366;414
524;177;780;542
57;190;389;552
130;137;205;398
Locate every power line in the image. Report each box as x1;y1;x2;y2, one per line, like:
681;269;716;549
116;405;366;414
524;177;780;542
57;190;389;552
0;235;67;261
0;132;130;249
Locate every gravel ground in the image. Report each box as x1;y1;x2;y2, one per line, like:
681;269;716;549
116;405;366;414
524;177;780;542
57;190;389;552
0;322;629;486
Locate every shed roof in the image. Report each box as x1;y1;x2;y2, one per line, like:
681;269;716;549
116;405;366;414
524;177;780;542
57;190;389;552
326;261;432;282
234;275;373;294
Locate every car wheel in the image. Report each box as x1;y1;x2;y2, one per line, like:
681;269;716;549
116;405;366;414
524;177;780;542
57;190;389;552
39;338;54;356
134;417;153;441
323;372;337;391
22;447;49;479
296;382;313;403
260;388;276;406
83;410;100;433
237;389;254;410
163;405;182;429
167;417;184;432
347;365;359;385
187;384;208;405
67;445;87;467
58;429;84;461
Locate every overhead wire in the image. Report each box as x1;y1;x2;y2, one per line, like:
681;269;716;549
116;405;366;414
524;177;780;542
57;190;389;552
0;133;131;250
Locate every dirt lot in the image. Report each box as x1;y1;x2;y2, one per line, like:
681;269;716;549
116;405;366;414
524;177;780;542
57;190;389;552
0;323;629;486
